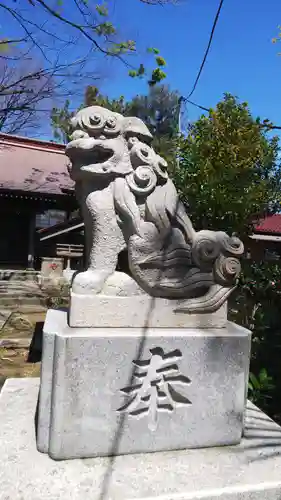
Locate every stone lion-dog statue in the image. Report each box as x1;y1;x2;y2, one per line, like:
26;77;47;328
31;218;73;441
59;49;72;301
65;105;243;313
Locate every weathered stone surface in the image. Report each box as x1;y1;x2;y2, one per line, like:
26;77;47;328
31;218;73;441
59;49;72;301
69;292;228;328
66;105;244;313
0;309;12;329
2;377;281;500
8;314;33;331
37;309;251;460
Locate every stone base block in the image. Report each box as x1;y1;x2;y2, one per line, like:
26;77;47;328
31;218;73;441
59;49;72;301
2;378;281;500
69;292;228;328
37;309;251;460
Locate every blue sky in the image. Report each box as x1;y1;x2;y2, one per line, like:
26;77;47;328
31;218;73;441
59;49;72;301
102;0;281;128
3;0;281;139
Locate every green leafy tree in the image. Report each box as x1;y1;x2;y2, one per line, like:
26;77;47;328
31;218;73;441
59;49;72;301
51;100;79;143
130;85;179;138
129;85;179;165
174;94;281;238
179;94;281;421
84;86;131;114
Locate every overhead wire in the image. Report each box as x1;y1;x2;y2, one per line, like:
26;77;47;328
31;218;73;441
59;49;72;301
186;0;225;99
177;0;225;134
184;98;281;131
179;0;281;131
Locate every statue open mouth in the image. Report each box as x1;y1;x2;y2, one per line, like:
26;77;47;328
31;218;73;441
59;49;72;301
81;144;114;166
66;138;118;176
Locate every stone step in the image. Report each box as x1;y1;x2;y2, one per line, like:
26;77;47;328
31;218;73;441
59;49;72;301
0;291;44;298
14;304;46;314
0;282;44;296
0;287;43;294
0;339;31;349
0;297;46;306
0;271;40;282
0;279;39;284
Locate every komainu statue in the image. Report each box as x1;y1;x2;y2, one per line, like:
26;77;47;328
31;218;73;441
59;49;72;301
66;105;244;313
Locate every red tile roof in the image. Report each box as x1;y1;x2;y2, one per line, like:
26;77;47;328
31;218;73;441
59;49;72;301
1;133;281;234
254;214;281;235
0;133;74;196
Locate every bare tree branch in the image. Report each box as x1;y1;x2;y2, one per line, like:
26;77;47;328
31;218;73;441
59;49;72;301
140;0;179;4
0;38;27;45
0;0;177;134
34;0;115;57
0;2;50;62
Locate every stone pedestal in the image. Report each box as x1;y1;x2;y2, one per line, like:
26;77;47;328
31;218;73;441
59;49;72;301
37;309;251;460
2;378;281;500
68;292;228;328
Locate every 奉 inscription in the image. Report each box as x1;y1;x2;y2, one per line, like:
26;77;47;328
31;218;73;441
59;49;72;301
117;347;191;431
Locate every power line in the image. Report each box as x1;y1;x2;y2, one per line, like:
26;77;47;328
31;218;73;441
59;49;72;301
187;0;225;99
185;98;209;112
180;98;281;132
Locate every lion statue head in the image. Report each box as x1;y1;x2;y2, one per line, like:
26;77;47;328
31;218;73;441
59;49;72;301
65;105;168;185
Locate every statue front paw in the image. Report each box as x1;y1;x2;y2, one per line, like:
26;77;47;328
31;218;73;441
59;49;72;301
71;269;111;295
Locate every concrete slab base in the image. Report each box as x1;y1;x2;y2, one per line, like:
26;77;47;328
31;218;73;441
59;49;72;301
1;378;281;500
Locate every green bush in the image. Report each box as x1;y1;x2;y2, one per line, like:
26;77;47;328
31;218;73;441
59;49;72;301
229;261;281;420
